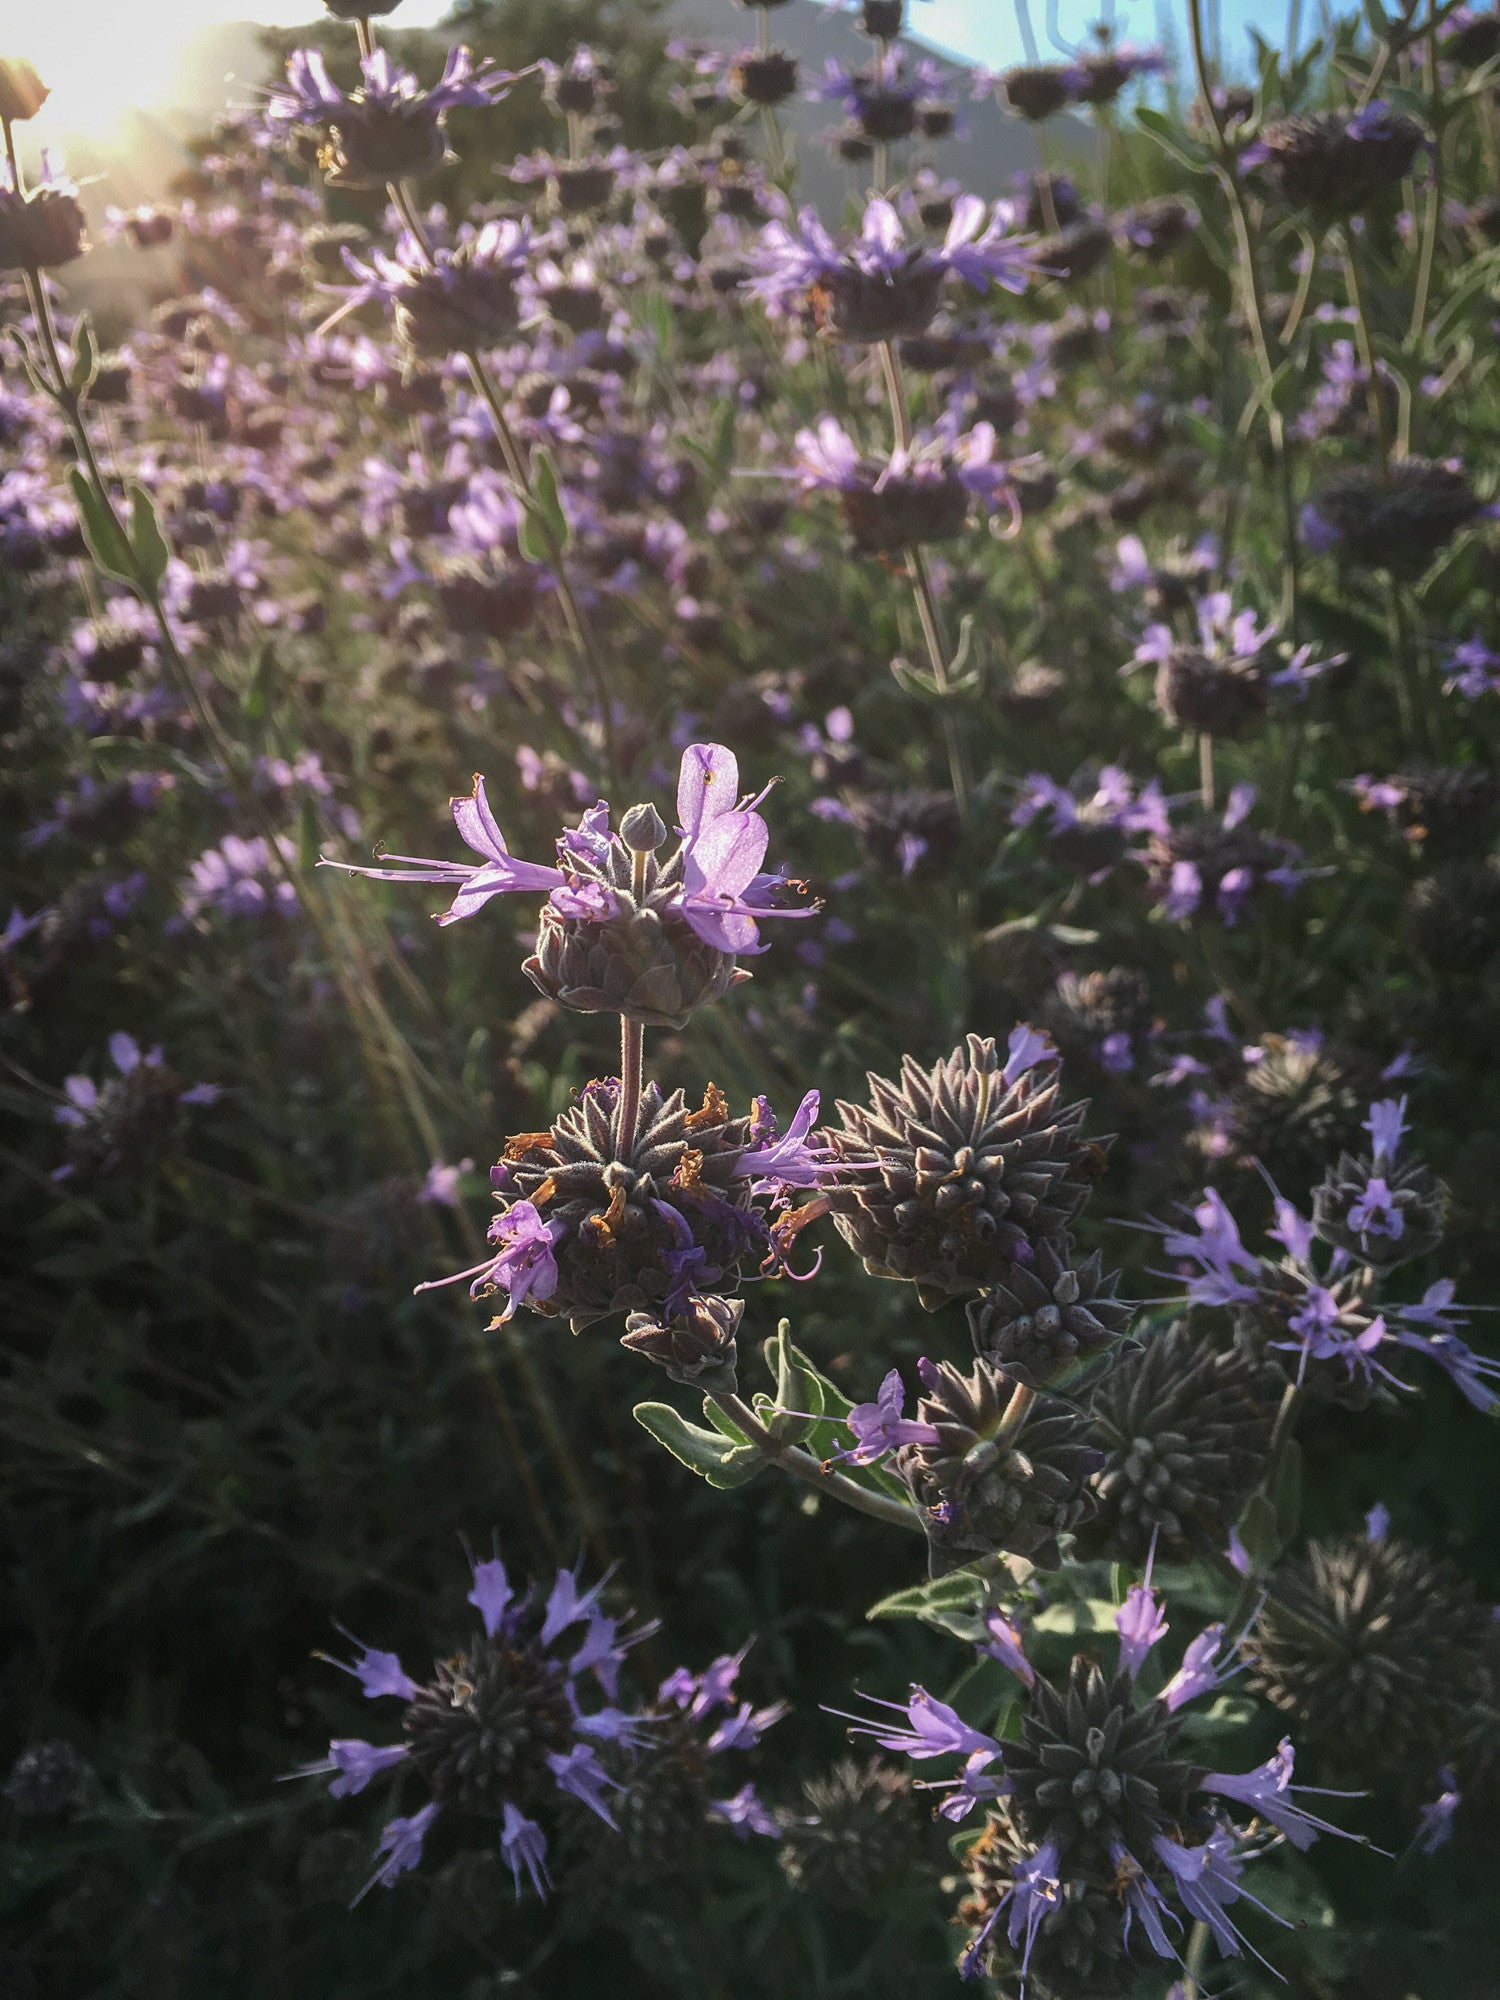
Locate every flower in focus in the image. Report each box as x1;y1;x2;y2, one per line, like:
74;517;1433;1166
322;743;816;1028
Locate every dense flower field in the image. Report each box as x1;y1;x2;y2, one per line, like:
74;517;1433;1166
3;0;1500;1993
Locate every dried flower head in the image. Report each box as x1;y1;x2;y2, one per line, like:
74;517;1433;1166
1082;1321;1275;1561
823;1029;1107;1306
1248;1529;1497;1789
895;1356;1101;1571
967;1242;1133;1388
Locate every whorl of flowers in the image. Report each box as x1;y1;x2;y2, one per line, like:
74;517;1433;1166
0;157;87;273
845;1594;1360;1987
1156;1171;1499;1412
1011;764;1169;881
53;1033;219;1184
746;193;1035;343
616;1646;785;1865
1311;1096;1446;1267
821;1027;1108;1308
296;1548;655;1901
1350;761;1500;860
790;416;1021;551
323;743;817;1028
262;45;517;189
1301;457;1499;574
1129;590;1337;738
434;1078;830;1333
1245;102;1430;213
338;218;540;358
1143;782;1309;926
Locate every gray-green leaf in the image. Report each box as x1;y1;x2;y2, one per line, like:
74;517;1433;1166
66;465;136;585
634;1401;765;1488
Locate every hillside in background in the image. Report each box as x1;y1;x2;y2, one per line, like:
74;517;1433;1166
59;0;1095;255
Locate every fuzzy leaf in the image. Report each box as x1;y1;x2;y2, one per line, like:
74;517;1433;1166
760;1321;823;1444
634;1401;765;1487
1135;105;1213;169
1237;1489;1283;1574
127;483;171;591
66;465;136;585
867;1570;989;1631
69;312;98;396
519;446;569;563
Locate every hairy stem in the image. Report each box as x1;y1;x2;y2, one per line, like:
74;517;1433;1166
876;340;974;816
707;1393;926;1534
1186;0;1303;641
617;1018;644;1162
381;175;619;780
1342;223;1394;474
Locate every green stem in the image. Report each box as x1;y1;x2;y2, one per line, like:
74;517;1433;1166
1405;0;1444;359
383;176;619;781
1223;1380;1303;1649
707;1393;926;1534
1278;228;1319;346
1342;223;1394;473
876;340;973;817
617;1018;644;1161
1387;575;1430;753
1186;0;1302;642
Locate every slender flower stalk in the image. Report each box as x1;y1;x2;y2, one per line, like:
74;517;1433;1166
1185;0;1302;644
876;339;973;816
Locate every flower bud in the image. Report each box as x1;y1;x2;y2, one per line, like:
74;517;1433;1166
620;802;667;855
731;51;799;108
860;0;905;36
621;1293;743;1392
1249;1532;1495;1789
1080;1321;1275;1562
896;1358;1101;1573
997;64;1072;121
968;1243;1132;1388
0;57;49;123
